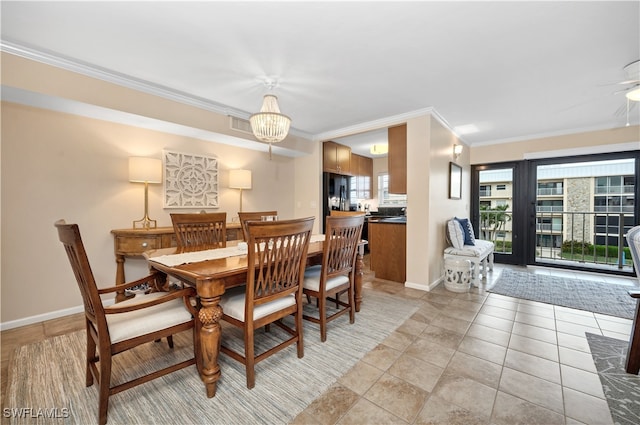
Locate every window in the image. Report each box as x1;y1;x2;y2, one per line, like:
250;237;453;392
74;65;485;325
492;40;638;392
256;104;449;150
496;184;506;190
479;185;491;197
378;173;407;206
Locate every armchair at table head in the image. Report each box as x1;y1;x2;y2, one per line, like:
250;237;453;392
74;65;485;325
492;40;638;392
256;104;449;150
219;216;314;389
238;210;278;241
303;214;364;342
54;219;198;425
170;212;227;252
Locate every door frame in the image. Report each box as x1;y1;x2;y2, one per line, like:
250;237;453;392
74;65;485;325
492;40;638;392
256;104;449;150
471;161;528;265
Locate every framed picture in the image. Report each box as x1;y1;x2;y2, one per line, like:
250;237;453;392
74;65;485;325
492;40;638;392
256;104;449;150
163;150;219;208
449;162;462;200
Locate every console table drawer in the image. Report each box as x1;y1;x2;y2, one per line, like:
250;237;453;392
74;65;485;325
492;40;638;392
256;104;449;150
115;236;161;255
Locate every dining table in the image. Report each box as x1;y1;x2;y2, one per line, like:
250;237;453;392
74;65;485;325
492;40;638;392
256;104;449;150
143;235;366;398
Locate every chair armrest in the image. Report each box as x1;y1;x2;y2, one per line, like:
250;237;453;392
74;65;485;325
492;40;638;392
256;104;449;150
628;290;640;299
104;287;197;315
97;272;163;294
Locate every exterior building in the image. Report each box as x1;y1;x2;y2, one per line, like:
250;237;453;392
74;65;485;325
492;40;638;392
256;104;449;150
478;160;636;261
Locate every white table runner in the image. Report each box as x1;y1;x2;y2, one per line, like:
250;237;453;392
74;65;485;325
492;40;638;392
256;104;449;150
150;234;325;267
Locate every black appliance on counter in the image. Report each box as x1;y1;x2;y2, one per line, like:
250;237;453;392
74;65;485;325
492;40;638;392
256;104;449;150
322;172;356;232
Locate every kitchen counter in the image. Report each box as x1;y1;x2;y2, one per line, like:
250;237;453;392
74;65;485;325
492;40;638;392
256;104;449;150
366;216;406;224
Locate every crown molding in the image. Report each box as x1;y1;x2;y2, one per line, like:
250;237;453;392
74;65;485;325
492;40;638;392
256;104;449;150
313;106;465;143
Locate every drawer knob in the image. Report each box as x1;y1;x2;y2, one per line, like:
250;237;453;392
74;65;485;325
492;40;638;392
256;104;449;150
141;242;148;248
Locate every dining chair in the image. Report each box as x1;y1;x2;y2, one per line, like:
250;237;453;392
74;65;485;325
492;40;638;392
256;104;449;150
303;214;364;342
625;225;640;374
170;212;227;252
219;216;314;389
238;210;278;241
54;220;198;425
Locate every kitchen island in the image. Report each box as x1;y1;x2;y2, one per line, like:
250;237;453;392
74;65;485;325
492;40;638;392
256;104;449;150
368;216;406;283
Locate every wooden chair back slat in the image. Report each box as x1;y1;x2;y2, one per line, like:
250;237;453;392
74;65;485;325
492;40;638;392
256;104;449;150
238;211;278;241
171;212;227;252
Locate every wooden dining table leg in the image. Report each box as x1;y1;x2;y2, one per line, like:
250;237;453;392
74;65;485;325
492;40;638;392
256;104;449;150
354;243;365;312
196;277;224;397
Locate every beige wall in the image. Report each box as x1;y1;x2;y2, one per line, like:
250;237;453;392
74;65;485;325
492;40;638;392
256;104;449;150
1;102;315;325
405;116;471;291
471;126;639;164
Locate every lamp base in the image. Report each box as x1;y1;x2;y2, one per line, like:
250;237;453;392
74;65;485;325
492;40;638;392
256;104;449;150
132;217;157;229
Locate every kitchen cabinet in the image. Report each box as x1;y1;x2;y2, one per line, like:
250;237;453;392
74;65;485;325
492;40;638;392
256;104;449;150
351;153;373;199
388;124;407;194
368;220;406;282
323;141;351;174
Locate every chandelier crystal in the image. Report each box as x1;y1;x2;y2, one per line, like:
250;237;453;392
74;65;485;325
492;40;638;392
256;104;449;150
250;94;291;158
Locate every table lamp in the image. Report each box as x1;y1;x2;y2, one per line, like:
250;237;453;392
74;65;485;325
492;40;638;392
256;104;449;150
229;169;252;212
129;157;162;229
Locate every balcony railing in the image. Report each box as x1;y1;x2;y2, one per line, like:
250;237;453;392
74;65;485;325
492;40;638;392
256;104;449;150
594;185;634;194
478;209;634;272
536;211;633;271
537;188;564;196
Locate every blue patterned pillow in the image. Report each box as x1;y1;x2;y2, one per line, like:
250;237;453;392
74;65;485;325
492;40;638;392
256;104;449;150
455;217;476;246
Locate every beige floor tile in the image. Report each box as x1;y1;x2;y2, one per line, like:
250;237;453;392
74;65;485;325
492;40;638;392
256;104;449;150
458;335;508;365
414;394;486;425
555;320;602;338
363;373;428;423
337;398;407;425
517;302;556;318
465;323;511;347
429;370;497;420
563;387;614;425
296;383;360;425
338;361;384;395
482;295;519;311
511;321;558;345
419;324;465;350
404;336;456;368
498;367;564;414
360;343;402;371
445;351;502;389
472;313;514;333
382;329;416;352
491;391;565;425
555;312;599;328
438;305;478;322
514;311;556;330
557;332;591;353
596;317;632;336
560;364;606;399
448;298;484;313
478;304;517;321
558;346;598;373
508;333;559;362
395;318;430;337
429;315;472;335
387;353;444;393
504;348;561;384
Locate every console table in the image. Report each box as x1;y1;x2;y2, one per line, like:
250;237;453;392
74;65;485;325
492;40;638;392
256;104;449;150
111;224;242;301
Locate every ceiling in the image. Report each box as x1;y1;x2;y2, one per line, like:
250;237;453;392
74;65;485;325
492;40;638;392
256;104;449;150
2;1;639;158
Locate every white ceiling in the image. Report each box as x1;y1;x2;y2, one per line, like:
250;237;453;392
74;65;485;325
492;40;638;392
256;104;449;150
2;1;639;158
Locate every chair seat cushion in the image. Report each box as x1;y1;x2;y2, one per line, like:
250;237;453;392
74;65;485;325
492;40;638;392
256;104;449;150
303;265;350;292
105;292;193;344
220;286;296;322
444;239;494;258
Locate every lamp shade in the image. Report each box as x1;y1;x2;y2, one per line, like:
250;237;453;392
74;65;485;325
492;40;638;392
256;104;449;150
626;87;640;102
249;95;291;144
370;144;388;155
128;157;162;183
229;169;252;189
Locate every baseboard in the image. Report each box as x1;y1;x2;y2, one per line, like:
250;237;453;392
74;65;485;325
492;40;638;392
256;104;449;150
405;275;443;292
0;298;115;331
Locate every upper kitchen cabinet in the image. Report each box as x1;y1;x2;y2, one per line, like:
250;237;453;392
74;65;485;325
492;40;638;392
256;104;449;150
388;124;407;194
351;153;373;199
323;141;352;174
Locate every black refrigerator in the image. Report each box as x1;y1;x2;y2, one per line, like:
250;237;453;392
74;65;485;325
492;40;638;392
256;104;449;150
322;172;356;232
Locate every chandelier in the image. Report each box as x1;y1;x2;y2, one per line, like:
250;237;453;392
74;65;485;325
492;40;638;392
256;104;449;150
249;94;291;159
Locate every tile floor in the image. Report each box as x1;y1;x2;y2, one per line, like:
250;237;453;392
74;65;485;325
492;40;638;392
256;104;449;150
1;261;638;424
292;263;638;425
